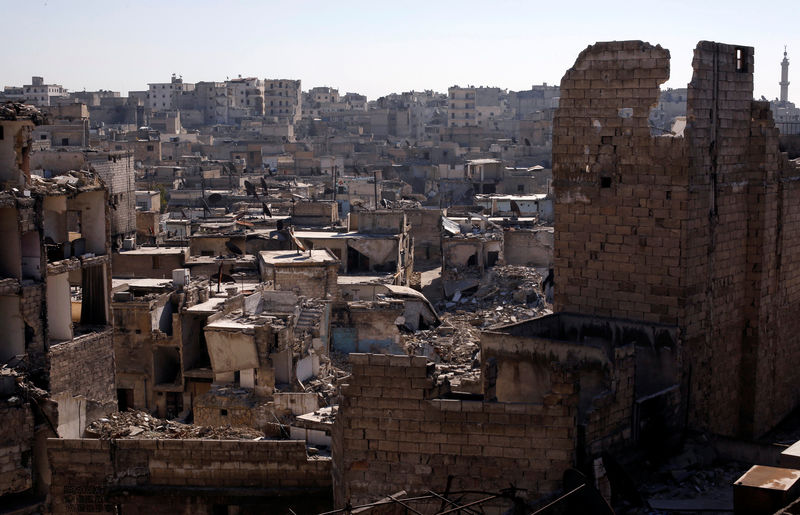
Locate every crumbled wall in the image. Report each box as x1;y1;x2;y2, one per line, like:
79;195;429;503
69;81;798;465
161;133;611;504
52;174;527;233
503;228;553;267
552;40;800;437
20;284;46;364
405;208;442;262
332;353;577;508
481;323;636;456
48;438;332;514
89;154;135;240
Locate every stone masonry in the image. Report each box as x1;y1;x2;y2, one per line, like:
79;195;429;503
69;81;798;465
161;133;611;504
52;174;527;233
48;438;332;514
552;41;800;437
332;353;577;509
0;400;34;496
48;329;116;406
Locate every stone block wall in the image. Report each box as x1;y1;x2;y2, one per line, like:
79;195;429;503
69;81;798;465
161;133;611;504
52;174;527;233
48;438;331;514
552;40;800;437
20;284;45;363
405;208;442;263
583;345;635;454
0;401;34;496
89;154;135;239
504;228;553;267
552;41;683;325
48;329;116;405
332;353;577;509
273;264;339;299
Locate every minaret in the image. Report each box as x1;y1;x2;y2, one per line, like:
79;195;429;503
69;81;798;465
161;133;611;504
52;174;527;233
780;46;790;103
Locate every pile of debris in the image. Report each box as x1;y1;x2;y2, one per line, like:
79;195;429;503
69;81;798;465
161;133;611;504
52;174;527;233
85;410;267;440
0;101;45;123
403;265;550;385
296;359;350;408
30;170;105;195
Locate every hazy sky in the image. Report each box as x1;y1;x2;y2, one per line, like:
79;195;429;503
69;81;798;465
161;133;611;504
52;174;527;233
2;0;796;101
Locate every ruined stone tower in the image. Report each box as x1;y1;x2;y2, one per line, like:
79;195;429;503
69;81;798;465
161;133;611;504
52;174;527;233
553;41;800;438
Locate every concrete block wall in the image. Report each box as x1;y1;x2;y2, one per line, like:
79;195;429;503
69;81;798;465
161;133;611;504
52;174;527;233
552;40;800;437
405;208;442;263
332;353;577;509
47;438;331;514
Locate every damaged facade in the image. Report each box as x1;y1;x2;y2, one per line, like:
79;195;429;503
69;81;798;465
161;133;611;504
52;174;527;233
0;103;116;509
329;40;800;513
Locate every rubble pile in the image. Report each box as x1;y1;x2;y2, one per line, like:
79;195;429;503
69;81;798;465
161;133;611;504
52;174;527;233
85;410;267;440
0;101;45;123
404;265;551;383
29;170;105;194
297;359;350;408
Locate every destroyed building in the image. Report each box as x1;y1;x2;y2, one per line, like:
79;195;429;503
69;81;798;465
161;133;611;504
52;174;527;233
111;274;220;417
330;39;800;512
0;103;116;509
441;212;504;298
196;289;332;431
31;148;136;249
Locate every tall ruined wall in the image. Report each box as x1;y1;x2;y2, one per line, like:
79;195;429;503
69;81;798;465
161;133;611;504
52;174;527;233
48;438;331;514
405;209;442;262
681;42;761;436
332;353;577;509
743;102;800;436
552;41;686;324
553;40;800;437
90;155;135;239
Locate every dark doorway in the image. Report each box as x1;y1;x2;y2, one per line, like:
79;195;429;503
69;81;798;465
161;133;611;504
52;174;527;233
117;388;134;411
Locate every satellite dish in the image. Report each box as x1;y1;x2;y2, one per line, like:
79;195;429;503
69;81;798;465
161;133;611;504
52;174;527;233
208;193;223;204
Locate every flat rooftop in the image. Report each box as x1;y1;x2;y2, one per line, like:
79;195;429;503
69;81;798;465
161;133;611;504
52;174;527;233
111;278;172;291
259;249;338;266
295;230;398;240
117;247;187;255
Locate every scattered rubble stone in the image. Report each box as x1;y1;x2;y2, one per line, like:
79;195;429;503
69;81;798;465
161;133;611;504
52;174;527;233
403;265;550;387
85;409;268;440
